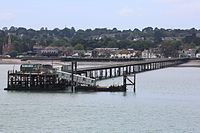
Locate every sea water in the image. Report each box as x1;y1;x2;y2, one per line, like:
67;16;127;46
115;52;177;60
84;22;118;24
0;65;200;133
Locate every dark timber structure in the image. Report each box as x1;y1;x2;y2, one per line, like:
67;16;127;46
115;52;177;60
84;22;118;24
4;64;70;91
5;70;68;91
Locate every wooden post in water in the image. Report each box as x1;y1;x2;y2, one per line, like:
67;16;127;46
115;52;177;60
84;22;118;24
7;71;9;89
74;61;77;74
110;68;112;78
133;73;136;93
114;68;116;77
71;61;74;92
72;61;78;92
105;69;107;78
118;67;121;76
123;73;127;92
123;72;136;93
129;66;132;73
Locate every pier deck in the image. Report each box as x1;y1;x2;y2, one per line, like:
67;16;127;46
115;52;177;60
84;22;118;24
76;58;189;80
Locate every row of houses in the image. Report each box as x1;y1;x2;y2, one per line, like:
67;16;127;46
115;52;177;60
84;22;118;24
86;48;200;58
32;46;73;56
2;33;200;58
32;46;159;58
30;46;200;59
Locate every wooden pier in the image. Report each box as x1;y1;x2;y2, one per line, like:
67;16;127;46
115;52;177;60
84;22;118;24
4;58;189;92
76;58;189;80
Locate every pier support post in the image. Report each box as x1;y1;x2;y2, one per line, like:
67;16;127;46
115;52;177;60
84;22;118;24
133;73;136;93
114;68;117;77
118;67;121;76
129;66;131;74
123;74;127;92
71;61;74;92
71;61;77;92
110;68;112;78
123;72;136;93
105;69;107;78
7;71;9;89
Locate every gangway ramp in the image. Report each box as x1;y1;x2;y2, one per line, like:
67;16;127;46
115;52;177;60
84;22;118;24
56;70;96;86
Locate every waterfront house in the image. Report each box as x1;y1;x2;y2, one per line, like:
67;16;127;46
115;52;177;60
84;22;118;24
142;49;158;58
179;49;197;58
33;45;44;55
111;49;136;58
41;47;59;56
92;48;118;58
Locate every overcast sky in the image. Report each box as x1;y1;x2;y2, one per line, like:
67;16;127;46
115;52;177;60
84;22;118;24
0;0;200;30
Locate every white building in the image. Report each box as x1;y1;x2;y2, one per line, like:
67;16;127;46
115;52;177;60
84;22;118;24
41;47;59;56
142;49;157;58
179;49;197;58
111;49;136;58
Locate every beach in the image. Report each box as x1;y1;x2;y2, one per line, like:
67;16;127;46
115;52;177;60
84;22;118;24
0;58;127;69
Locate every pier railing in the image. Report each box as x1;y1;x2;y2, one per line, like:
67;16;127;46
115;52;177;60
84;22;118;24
56;70;96;86
76;58;189;80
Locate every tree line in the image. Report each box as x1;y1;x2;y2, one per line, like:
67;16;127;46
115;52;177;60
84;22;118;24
1;26;200;57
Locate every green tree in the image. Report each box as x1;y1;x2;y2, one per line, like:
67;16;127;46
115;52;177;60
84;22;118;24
51;39;70;47
160;40;181;57
74;43;84;50
0;30;6;54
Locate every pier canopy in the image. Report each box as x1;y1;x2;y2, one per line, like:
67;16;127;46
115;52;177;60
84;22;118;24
20;64;54;73
20;64;42;73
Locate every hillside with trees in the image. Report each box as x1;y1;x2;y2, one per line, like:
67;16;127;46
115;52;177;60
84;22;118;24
1;26;200;57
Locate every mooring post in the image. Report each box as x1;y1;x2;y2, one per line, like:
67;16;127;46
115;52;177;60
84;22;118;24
133;73;136;93
7;71;9;89
123;73;127;92
123;71;136;93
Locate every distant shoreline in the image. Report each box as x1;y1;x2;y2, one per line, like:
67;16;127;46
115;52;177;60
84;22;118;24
1;58;200;69
0;58;125;68
0;59;22;64
0;58;62;65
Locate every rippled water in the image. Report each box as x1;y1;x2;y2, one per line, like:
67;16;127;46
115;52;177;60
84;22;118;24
0;65;200;133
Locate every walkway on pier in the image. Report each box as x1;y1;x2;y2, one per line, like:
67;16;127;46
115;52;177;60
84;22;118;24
75;58;188;80
56;70;96;86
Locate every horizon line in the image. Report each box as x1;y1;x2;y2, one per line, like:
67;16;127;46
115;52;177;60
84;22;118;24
1;26;200;31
